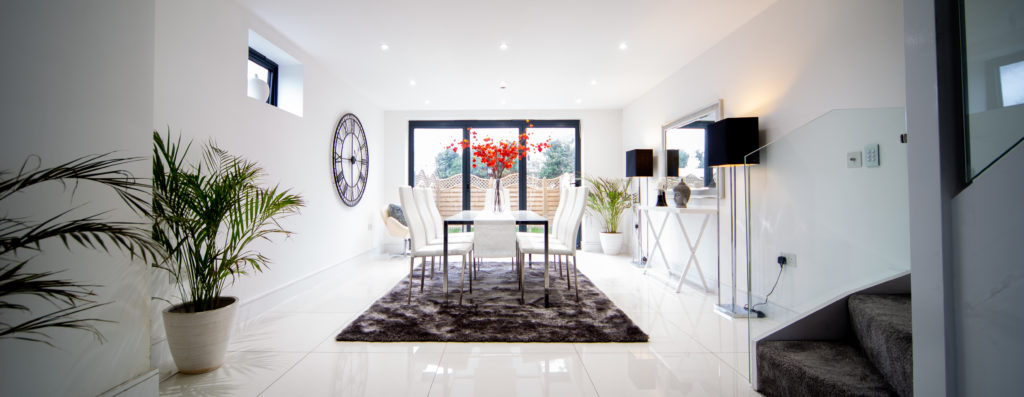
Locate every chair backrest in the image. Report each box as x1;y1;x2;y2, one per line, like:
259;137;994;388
561;186;588;254
472;215;517;258
424;189;445;237
399;187;428;251
550;185;570;236
412;188;438;242
556;187;579;244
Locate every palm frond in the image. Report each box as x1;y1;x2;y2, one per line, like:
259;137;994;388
0;302;112;347
0;261;99;307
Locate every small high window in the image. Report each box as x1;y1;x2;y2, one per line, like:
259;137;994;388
247;47;278;106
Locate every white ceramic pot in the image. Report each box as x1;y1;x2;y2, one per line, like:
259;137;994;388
162;296;238;374
598;232;624;255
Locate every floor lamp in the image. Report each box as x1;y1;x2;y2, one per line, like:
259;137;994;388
625;149;653;265
707;117;760;318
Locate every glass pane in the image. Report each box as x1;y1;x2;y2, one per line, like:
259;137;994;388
962;0;1024;179
468;127;521;211
666;127;708;187
525;127;576;221
412;128;464;218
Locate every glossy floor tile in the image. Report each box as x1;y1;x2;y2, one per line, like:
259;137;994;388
159;251;763;396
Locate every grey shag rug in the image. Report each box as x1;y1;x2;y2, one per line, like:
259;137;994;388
335;260;649;343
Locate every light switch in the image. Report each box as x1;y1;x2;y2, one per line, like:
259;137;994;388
847;151;862;168
864;143;880;167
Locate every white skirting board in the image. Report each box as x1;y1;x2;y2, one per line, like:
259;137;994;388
99;369;158;397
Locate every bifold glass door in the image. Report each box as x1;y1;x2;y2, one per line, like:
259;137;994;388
408;120;580;221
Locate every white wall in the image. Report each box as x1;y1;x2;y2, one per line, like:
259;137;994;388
622;0;907;299
380;109;622;250
152;0;384;378
0;1;157;396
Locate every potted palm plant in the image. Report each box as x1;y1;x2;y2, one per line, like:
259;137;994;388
150;131;304;374
584;177;635;255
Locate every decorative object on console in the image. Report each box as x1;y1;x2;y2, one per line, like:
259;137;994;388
625;149;653;264
585;177;635;255
150;131;304;374
448;123;550;212
707;117;760;318
332;113;369;207
673;179;691;208
654;178;671;207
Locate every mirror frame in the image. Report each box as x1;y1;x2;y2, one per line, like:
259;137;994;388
660;99;723;196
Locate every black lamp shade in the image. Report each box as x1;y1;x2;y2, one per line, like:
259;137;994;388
666;150;679;177
707;117;760;167
625;149;653;177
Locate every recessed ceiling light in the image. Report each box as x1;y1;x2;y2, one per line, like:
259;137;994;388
575;98;583;104
499;42;509;51
500;99;507;105
409;79;417;86
619;42;628;50
590;79;598;86
380;43;389;51
424;99;431;105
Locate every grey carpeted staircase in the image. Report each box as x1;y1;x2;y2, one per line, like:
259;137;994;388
757;294;912;397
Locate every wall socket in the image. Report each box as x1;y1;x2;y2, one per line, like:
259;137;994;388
847;151;863;168
778;252;797;267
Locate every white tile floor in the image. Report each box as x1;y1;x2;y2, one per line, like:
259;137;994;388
160;251;765;396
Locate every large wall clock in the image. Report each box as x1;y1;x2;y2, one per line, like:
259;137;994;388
332;113;368;206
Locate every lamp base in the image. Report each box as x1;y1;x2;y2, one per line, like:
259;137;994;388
714;303;752;318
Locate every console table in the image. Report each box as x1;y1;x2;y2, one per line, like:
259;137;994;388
639;206;717;292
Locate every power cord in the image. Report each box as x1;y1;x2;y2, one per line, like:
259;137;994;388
745;255;786;318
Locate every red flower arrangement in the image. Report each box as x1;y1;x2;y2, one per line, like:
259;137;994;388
446;121;551;180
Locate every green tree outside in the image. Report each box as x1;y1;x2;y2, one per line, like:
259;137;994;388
678;150;690;169
538;139;573;179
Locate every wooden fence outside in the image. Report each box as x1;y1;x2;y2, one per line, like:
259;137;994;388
414;171;571;219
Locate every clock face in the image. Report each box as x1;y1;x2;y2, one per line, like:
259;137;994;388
332;113;368;206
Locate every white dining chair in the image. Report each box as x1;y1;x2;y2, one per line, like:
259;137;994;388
399;187;472;304
517;186;588;301
471;213;518;290
413;188;473;278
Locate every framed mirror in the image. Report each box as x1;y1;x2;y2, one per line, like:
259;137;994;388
661;100;723;196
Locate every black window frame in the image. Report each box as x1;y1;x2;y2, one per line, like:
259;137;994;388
248;47;279;106
407;119;582;211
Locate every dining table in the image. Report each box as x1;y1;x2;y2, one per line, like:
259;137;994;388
443;210;552;306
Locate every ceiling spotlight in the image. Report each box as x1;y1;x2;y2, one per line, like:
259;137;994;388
409;79;417;86
380;43;389;51
500;99;507;105
424;99;431;105
499;42;509;50
576;98;583;104
590;79;598;86
619;42;628;50
499;81;508;90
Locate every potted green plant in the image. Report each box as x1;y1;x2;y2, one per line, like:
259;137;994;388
149;131;304;374
584;177;635;255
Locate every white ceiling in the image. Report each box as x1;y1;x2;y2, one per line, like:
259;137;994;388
238;0;776;111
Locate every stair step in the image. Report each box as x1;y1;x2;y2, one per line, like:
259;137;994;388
848;294;912;397
757;340;896;397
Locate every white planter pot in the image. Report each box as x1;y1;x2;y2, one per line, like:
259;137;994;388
162;296;238;374
598;232;624;255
